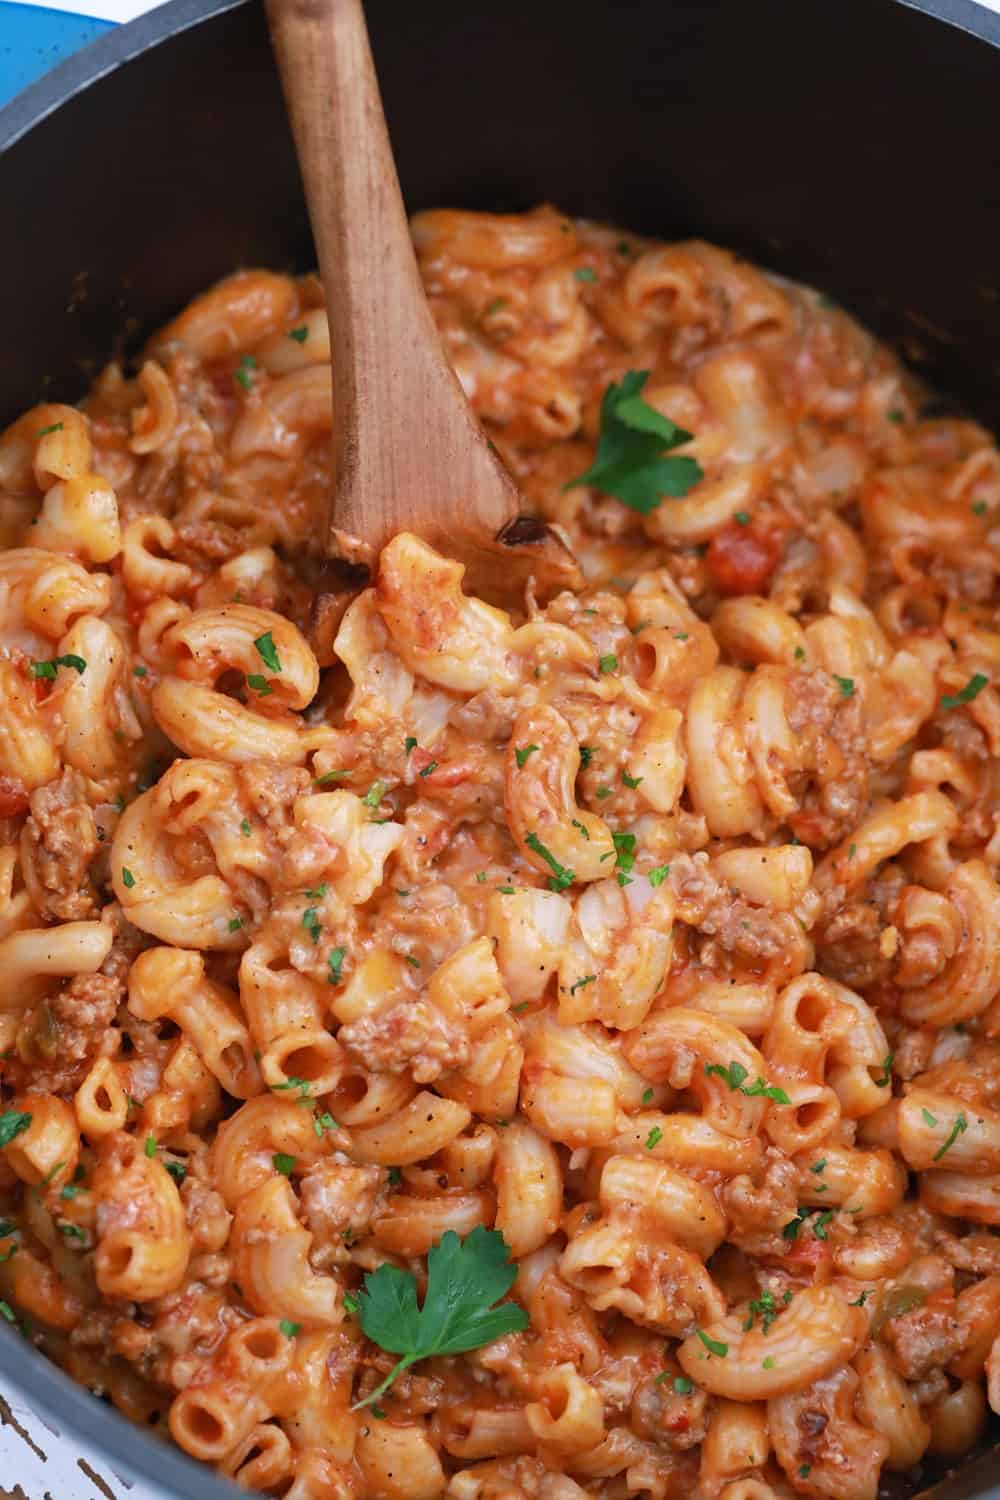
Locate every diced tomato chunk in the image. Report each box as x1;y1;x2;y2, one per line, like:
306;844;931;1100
0;776;30;818
707;521;782;595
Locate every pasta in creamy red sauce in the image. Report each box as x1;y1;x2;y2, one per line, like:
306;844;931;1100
0;204;998;1500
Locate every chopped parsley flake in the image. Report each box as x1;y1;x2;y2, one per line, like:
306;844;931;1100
328;947;346;984
941;674;988;710
645;1126;663;1150
648;864;671;887
621;770;643;789
29;654;86;679
234;354;257;390
599;653;618;674
302;907;321;943
144;1135;156;1159
642;1087;654;1105
696;1329;728;1358
525;831;575;892
121;867;136;889
574;266;598;283
921;1107;938;1127
241;818;252;836
874;1054;893;1088
246;673;272;696
673;1376;693;1394
272;1153;296;1177
569;974;596;995
515;744;539;768
253;631;281;673
578;745;595;768
280;1319;301;1336
833;675;855;698
288;326;309;343
933;1111;968;1162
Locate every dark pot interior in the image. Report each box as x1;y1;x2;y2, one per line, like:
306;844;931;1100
1;0;999;1494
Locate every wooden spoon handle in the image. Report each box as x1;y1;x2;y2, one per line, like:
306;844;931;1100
267;0;580;601
266;0;517;560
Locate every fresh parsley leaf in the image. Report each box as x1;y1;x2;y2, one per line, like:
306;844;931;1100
569;974;596;995
642;1087;654;1105
810;1160;826;1175
133;664;148;678
144;1135;156;1159
673;1375;693;1393
887;408;904;423
578;745;595;768
525;831;575;892
874;1054;893;1088
351;1227;528;1408
599;653;618;674
288;326;309;344
363;780;387;809
165;1161;186;1187
280;1319;301;1336
405;954;421;969
565;370;702;513
404;736;418;754
850;1290;871;1307
921;1108;938;1127
596;786;613;799
696;1329;728;1358
645;1126;663;1150
228;917;243;933
833;675;855;698
941;674;988;710
734;510;750;526
37;422;64;437
762;1356;775;1369
302;907;321;943
246;673;272;696
621;770;643;789
574;267;597;283
0;1109;36;1148
418;761;437;778
648;863;671;887
933;1111;968;1162
571;818;590;840
314;1112;338;1138
328;946;346;984
515;744;539;768
241;818;252;836
273;1153;296;1177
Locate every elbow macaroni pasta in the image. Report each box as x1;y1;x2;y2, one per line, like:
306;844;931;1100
0;207;998;1498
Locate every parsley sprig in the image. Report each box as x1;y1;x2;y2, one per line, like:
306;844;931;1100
564;370;703;513
349;1228;527;1409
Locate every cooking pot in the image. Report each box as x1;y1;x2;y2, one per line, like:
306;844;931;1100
0;0;999;1494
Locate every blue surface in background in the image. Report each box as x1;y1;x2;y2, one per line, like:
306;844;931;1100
0;3;113;110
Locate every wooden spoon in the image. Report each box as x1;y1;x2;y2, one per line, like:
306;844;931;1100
266;0;580;603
